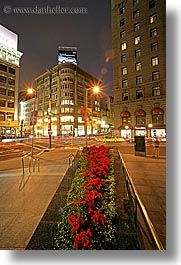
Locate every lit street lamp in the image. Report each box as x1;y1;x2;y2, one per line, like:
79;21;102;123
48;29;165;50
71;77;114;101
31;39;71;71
85;86;100;146
27;87;37;156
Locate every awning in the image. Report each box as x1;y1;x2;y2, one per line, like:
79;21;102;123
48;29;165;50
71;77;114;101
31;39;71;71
121;111;131;117
135;109;146;116
151;107;164;115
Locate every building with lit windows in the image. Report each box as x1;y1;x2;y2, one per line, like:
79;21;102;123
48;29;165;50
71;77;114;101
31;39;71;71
0;25;23;138
35;63;101;136
100;96;114;133
111;0;166;139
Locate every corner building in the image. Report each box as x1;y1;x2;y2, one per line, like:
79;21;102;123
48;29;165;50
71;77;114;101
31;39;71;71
0;25;23;137
111;0;166;139
35;63;101;136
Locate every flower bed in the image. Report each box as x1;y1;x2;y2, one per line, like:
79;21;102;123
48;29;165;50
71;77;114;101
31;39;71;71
54;145;117;250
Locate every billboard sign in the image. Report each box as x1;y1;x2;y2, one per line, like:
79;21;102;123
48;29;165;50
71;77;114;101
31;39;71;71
57;46;77;65
0;25;18;50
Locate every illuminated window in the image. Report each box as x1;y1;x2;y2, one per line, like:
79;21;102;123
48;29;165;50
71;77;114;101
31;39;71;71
150;27;158;37
135;36;141;45
121;42;127;50
152;56;159;66
135;62;142;71
150;13;157;23
122;67;127;75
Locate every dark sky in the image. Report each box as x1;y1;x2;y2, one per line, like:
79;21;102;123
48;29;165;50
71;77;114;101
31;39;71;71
0;0;113;95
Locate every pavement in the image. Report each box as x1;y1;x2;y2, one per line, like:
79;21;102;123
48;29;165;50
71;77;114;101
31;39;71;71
120;152;166;249
0;146;78;250
0;143;166;250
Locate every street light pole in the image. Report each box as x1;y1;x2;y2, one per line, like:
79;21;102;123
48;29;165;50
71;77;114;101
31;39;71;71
85;86;100;146
27;88;37;157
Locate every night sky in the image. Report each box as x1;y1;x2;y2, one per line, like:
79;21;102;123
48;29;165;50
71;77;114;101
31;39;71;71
0;0;113;95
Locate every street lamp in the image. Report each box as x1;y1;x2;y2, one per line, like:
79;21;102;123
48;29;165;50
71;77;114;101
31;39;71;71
27;87;37;156
85;86;100;146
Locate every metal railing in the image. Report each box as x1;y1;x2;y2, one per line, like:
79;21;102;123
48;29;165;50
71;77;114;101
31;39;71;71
118;150;164;250
21;152;40;177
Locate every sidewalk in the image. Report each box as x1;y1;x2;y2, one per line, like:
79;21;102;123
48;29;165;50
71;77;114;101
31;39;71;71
121;153;166;249
0;147;78;250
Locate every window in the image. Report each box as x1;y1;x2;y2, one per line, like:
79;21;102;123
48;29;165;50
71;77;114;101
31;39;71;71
135;62;142;71
151;41;158;51
122;79;128;88
8;102;14;108
122;67;127;75
9;67;15;75
0;100;5;107
121;42;127;50
152;86;161;96
152;56;159;66
0;75;7;83
152;71;160;81
136;75;143;84
134;23;140;32
133;0;139;5
120;30;126;39
150;13;157;23
135;36;141;45
0;87;6;95
149;0;156;9
0;64;7;72
122;92;128;101
122;117;131;125
119;7;125;15
121;54;127;63
8;78;15;85
150;27;158;37
8;90;14;97
136;89;143;99
136;116;146;125
135;48;141;58
120;19;125;27
152;114;163;124
133;10;140;18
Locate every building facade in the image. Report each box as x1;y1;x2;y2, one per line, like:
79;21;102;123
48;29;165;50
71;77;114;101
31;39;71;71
0;25;23;138
35;63;101;136
111;0;166;139
100;96;114;133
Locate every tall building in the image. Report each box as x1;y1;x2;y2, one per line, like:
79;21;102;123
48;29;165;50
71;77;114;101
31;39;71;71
0;25;23;138
111;0;166;139
35;63;101;136
100;96;114;133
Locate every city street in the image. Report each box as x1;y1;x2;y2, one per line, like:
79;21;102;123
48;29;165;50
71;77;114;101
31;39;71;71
0;137;166;249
